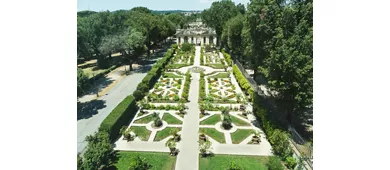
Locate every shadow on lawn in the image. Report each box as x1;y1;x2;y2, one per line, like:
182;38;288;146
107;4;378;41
77;99;106;120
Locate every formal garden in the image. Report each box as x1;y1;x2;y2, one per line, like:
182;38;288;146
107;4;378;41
78;1;312;169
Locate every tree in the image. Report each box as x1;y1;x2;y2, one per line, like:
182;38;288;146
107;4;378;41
236;3;246;14
124;29;147;71
131;6;152;14
82;132;116;170
78;11;111;68
77;68;89;96
98;33;125;60
268;129;292;159
77;153;83;170
166;13;186;29
201;0;239;46
221;14;244;57
128;156;151;170
126;11;158;58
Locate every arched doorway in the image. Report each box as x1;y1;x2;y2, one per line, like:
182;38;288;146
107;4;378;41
184;36;188;43
203;37;206;44
209;36;214;45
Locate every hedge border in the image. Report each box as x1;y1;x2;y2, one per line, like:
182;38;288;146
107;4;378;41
98;44;178;142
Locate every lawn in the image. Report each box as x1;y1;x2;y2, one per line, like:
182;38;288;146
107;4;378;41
200;114;221;125
115;151;176;170
163;72;183;78
162;113;182;125
209;72;230;78
154;127;181;141
231;129;253;144
199;154;270;170
236;113;248;119
166;63;191;69
82;67;107;78
231;115;251;126
206;64;226;69
134;114;155;124
130;126;152;141
199;128;225;144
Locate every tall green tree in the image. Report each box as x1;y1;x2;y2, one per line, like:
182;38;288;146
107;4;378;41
126;10;158;58
82;132;116;170
221;14;244;57
201;0;239;46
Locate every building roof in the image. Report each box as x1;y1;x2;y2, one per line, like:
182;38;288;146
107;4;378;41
175;20;216;36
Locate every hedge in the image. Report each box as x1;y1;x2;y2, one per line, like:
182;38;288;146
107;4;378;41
221;49;232;66
253;93;292;160
99;95;137;141
181;71;191;101
232;65;254;99
135;45;177;101
96;44;178;142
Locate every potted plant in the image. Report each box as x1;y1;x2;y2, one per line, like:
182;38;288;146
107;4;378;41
171;129;181;142
251;130;261;144
165;138;179;156
199;140;212;157
199;133;206;141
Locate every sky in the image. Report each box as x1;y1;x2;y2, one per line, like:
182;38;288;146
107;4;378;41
77;0;250;12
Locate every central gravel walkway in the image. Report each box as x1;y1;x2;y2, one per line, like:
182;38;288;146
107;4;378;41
175;46;201;170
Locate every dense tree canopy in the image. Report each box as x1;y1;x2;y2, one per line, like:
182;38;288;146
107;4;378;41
201;0;239;45
204;0;313;124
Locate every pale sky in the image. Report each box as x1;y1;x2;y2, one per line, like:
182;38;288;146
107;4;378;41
77;0;250;12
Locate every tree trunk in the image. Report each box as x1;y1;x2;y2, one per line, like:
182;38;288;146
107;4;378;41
129;59;133;71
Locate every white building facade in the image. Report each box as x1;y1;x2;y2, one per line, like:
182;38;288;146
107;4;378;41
175;19;217;46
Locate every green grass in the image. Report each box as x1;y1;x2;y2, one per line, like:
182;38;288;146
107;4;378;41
231;115;251;126
134;114;155;124
199;154;270;170
209;72;230;78
82;67;107;78
199;128;225;144
166;63;191;69
154;127;181;141
130;126;152;141
206;64;226;69
200;114;221;125
236;113;248;119
163;72;183;78
162;113;182;125
115;151;176;170
231;129;254;144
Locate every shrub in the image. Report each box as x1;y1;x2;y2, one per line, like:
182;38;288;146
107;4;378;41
222;114;232;130
133;90;144;101
99;95;136;141
82;132;116;170
285;156;297;169
128;156;151;170
268;129;292;159
267;156;284;170
221;49;232;66
181;43;193;52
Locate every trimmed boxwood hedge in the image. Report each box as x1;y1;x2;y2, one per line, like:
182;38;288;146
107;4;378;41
134;45;177;101
99;95;137;141
233;64;254;100
221;49;232;66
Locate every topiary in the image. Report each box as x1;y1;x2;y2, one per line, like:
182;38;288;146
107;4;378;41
285;156;297;169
